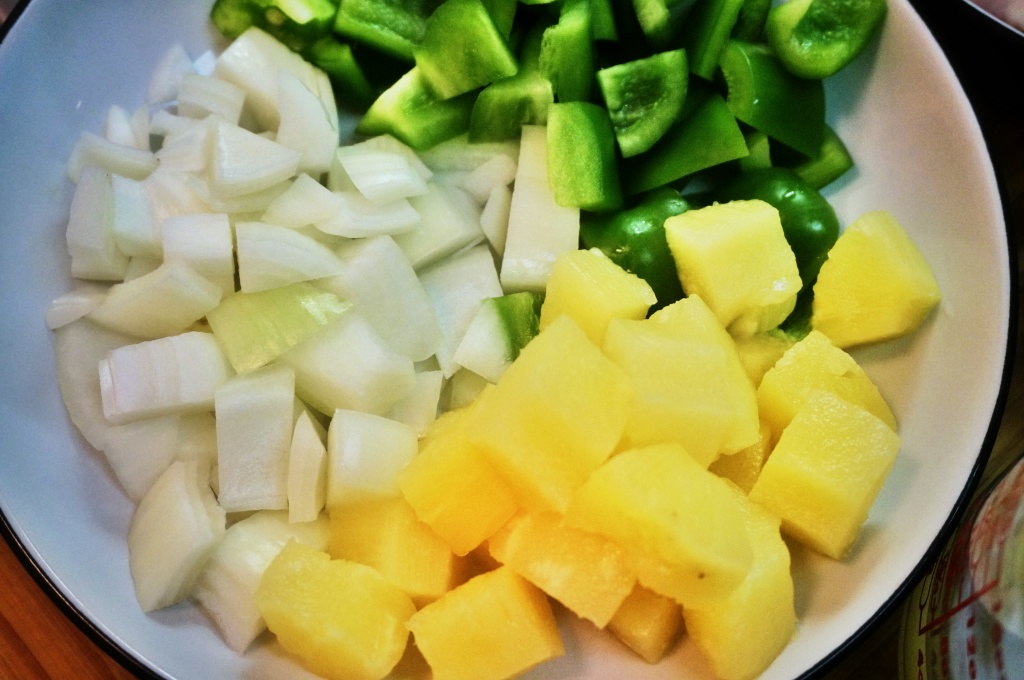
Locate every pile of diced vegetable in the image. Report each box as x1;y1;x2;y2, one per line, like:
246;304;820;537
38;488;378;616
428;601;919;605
47;0;946;678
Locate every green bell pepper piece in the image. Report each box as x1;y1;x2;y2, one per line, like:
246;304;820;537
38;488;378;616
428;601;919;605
482;0;519;36
718;39;825;158
716;167;840;336
547;101;623;212
591;0;619;40
789;124;854;189
624;88;748;195
580;187;690;310
211;0;338;51
540;0;595;102
468;72;553;141
738;130;772;172
357;67;476;150
333;0;442;62
679;0;746;80
731;0;771;41
766;0;887;79
305;37;376;111
596;48;688;158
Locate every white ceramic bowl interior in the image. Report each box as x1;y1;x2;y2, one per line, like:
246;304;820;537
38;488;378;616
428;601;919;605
0;1;1012;678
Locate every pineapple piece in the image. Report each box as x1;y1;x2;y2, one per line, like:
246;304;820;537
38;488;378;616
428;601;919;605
328;497;464;607
664;199;801;337
684;487;796;680
256;541;415;680
757;329;896;444
538;248;657;344
812;210;941;348
749;390;902;559
398;405;520;556
647;294;760;455
467;316;632;513
733;330;795;387
487;511;636;628
565;443;753;608
606;584;683;664
407;566;564;680
603;318;740;466
709;420;772;494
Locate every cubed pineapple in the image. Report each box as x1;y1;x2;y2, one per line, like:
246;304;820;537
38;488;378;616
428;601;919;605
757;329;896;444
565;443;753;608
812;210;941;348
398;405;520;556
407;566;564;680
664;199;802;336
709;420;772;494
487;511;636;628
732;330;796;387
328;497;464;607
606;584;683;664
467;316;632;513
749;390;902;559
256;541;415;680
684;487;796;680
539;248;657;344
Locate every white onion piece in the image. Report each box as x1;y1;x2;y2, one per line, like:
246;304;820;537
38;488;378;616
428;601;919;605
174;412;218;474
420;244;504;377
111;174;161;259
235;221;344;293
123;257;163;281
147;42;195;105
193;510;328;653
154;116;214;175
394;183;485;270
325;409;418;508
100;331;234;424
355;134;433;182
418;132;520;172
87;260;223;339
66;166;130;281
275;71;337;177
104;105;139;149
335;144;429;203
129;105;151;152
317;235;443;362
314;191;420;238
127;460;225;612
281;312;416;417
287;410;328;524
460;153;518;204
480;183;512;257
447;367;492;410
262;173;345;228
386;369;444;436
177;73;246;124
66;131;158;184
143;168;211;224
215;363;295;514
149;109;199;138
102;414;182;503
209;120;301;199
500;125;580;293
161;212;234;293
53;318;136;450
45;283;109;330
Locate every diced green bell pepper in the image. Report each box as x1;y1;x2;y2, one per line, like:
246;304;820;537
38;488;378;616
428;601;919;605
580;187;690;310
539;0;595;102
591;0;619;40
469;72;553;141
413;0;519;99
333;0;442;62
738;129;771;171
630;0;692;47
623;88;748;195
679;0;746;80
718;39;825;158
547;102;623;212
305;37;376;111
766;0;887;79
731;0;771;41
357;67;476;150
788;123;854;189
210;0;339;51
481;0;519;36
597;48;688;158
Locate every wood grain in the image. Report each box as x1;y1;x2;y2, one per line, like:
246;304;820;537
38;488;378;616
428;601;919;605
0;4;1022;680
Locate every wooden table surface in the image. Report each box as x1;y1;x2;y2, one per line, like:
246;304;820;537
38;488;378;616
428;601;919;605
1;2;1022;680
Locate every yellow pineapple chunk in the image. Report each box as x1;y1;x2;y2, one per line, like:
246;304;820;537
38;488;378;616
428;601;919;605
399;405;519;556
328;497;464;607
647;294;760;454
467;316;632;513
256;541;415;680
709;420;772;494
812;209;941;348
606;584;683;664
684;486;796;680
664;199;802;337
565;443;753;608
407;566;564;680
603;318;743;466
749;390;901;559
487;511;636;628
732;330;796;387
539;248;657;344
757;329;896;444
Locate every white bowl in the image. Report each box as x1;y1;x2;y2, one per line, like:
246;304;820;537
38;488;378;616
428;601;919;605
0;1;1012;678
